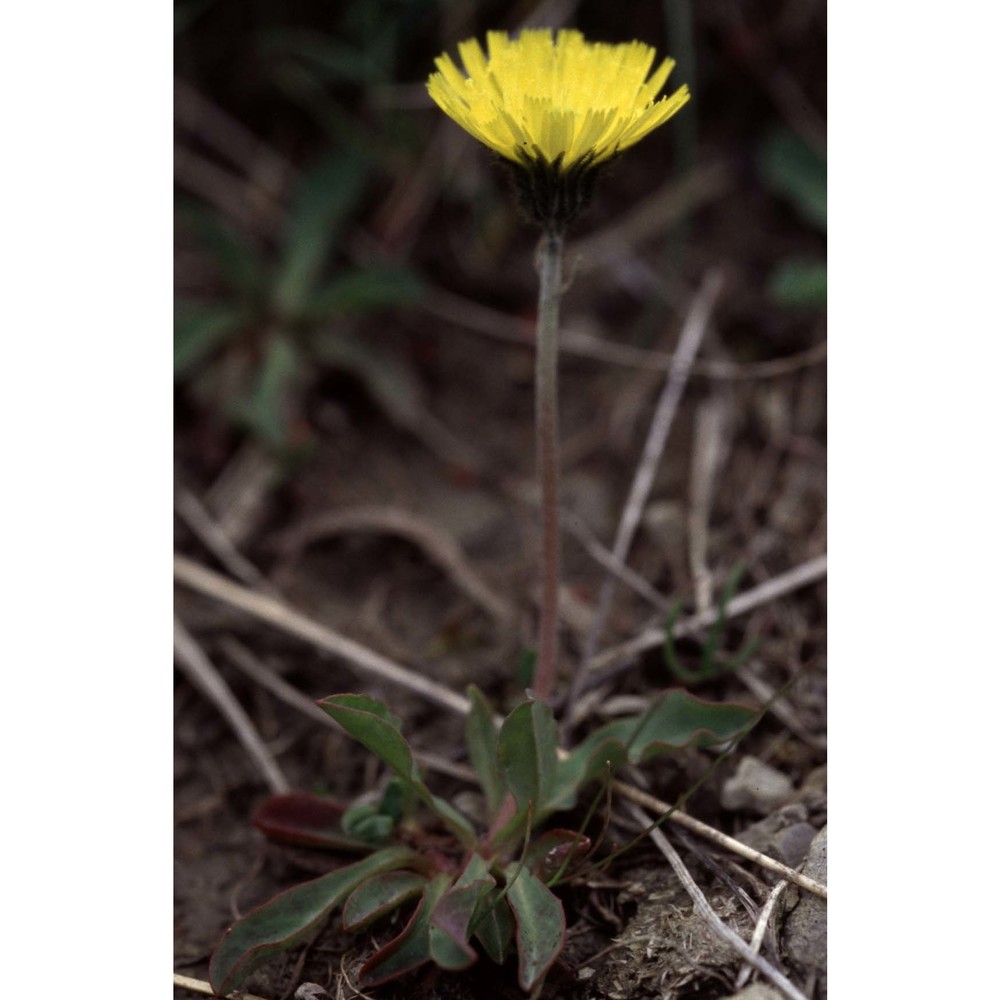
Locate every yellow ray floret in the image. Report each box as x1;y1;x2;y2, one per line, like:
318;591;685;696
427;28;690;170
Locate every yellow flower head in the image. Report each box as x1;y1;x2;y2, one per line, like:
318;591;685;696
427;28;690;171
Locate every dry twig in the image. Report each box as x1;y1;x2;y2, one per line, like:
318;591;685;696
173;617;290;794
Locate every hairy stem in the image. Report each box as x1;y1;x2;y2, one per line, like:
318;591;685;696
533;230;564;702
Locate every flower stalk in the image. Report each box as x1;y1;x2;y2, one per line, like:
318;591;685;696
533;229;564;702
426;28;692;704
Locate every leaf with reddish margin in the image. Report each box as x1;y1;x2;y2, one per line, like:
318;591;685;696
360;873;453;987
343;871;427;931
471;886;515;965
210;845;416;996
253;792;374;853
523;829;592;881
504;863;566;992
429;854;495;969
552;690;759;811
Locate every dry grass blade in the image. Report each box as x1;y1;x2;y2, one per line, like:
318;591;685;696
560;334;828;381
688;396;730;615
174;972;271;999
566;270;724;719
735;879;789;989
625;803;808;1000
174;617;290;795
205;440;281;547
563;512;671;613
419;286;826;380
174;554;472;718
588;554;828;676
175;487;277;595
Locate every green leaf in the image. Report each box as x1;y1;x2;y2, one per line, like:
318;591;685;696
466;686;505;820
341;803;395;844
378;777;406;822
626;690;757;758
360;873;453;987
555;691;758;810
343;870;427;931
209;845;415;995
174;302;244;377
273;153;367;314
319;694;476;845
768;259;827;307
515;648;536;688
758;129;827;231
230;334;300;449
471;886;515;965
497;699;560;819
318;694;417;781
504;864;566;992
305;266;424;320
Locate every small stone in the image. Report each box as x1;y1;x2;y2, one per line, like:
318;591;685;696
719;985;784;1000
722;756;794;815
736;806;815;869
776;823;819;869
794;764;828;815
781;826;828;995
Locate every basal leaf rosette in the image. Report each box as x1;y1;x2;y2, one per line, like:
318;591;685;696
427;28;690;229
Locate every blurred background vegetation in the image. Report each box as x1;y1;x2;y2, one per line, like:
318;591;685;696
175;0;825;470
